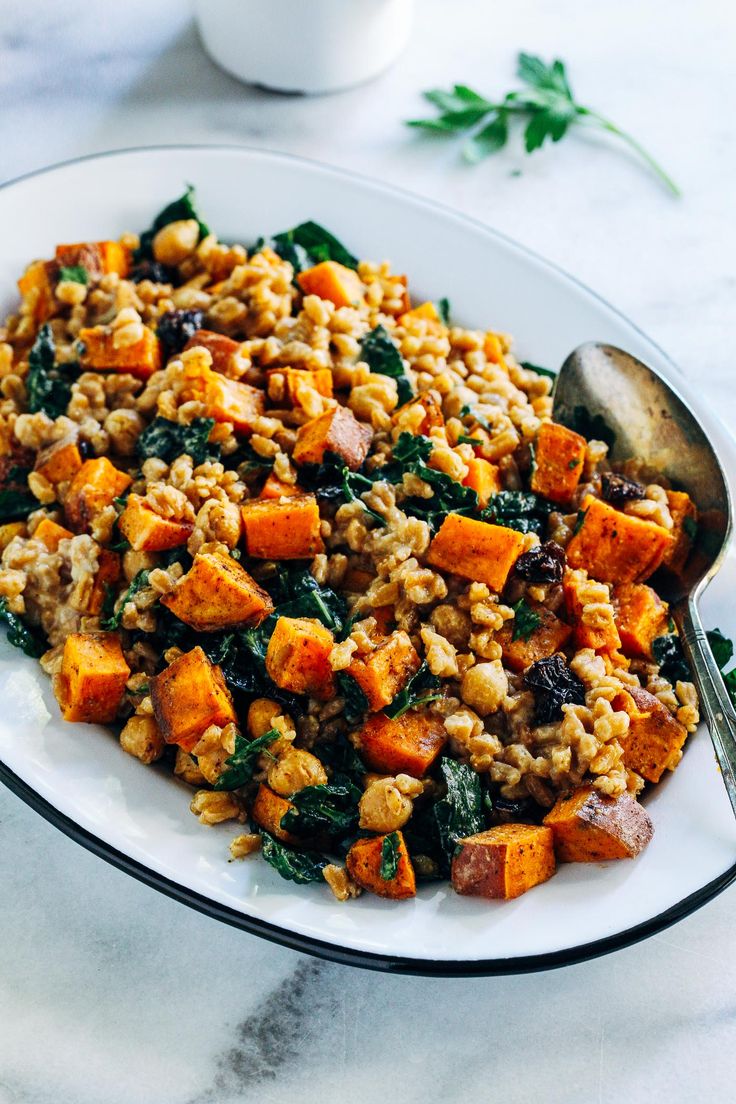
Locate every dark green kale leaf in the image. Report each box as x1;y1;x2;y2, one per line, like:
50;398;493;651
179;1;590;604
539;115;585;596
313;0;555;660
368;432;477;532
266;564;347;632
360;325;414;406
480;490;553;536
0;597;45;657
511;598;542;641
280;782;361;838
437;297;451;325
136;416;217;466
707;628;734;673
520;360;557;381
0;488;37;522
101;569;150;631
313;733;367;786
380;831;401;880
267;220;359;273
336;671;370;724
134;186;210;262
27;324;74;419
58;265;89;285
652;634;691;684
432;758;484;872
384;661;441;720
260;832;328;884
568;405;616;450
214;728;280;791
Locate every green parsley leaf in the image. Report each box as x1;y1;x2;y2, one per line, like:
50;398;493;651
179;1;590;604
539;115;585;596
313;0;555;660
57;265;88;285
260;832;327;884
380;832;401;880
214;729;280;791
511;599;542;641
360;325;414;406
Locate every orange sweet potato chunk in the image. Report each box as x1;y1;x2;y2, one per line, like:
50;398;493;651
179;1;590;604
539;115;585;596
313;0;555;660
346;831;416;899
265;616;336;700
183;329;241;374
292;405;372;471
17;260;55;323
34;436;83;485
65;457;132;533
612;684;688;783
118;494;193;552
0;522;26;552
399;301;440;325
427;514;525;592
241;495;323;559
33;517;73;552
186;368;265;434
297;261;364;309
462;457;501;509
251;784;300;844
496;607;572;673
357;711;447;776
55;240;129;279
543;785;654;861
78;324;161;380
530;422;587;506
662;490;697;575
266;367;334;407
451;824;556;900
613;583;670;659
161;549;273;632
88;549;121;616
565;495;672;585
58;632;130;723
259;473;302;500
150;646;237;752
346;630;421;711
563;568;622;653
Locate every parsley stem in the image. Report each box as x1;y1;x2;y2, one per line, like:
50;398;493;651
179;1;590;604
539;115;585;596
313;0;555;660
577;108;681;197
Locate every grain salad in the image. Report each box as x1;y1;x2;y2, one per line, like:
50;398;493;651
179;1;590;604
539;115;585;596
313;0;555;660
0;190;702;902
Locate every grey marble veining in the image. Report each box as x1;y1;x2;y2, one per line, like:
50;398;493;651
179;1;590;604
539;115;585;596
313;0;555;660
2;1;736;1101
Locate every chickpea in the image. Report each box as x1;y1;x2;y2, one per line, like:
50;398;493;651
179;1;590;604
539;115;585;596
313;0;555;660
358;774;423;833
153;219;200;266
267;748;327;797
247;697;282;739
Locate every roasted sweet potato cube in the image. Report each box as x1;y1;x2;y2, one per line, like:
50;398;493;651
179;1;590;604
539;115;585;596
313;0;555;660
612;684;688;783
88;549;121;615
17;260;55;323
58;632;130;724
613;583;670;659
662;490;697;575
543;785;654;861
565;495;672;585
563;568;622;653
78;323;161;380
241;495;324;559
530;422;587;505
297;260;364;309
266;367;334;407
346;630;421;711
34;436;83;485
259;473;302;500
483;331;507;365
399;301;440;325
183;329;241;374
265;616;336;700
33;517;73;552
161;549;273;631
462;457;502;509
251;784;300;844
0;521;26;552
427;514;525;592
357;711;447;776
65;458;132;533
346;831;416;899
292;405;372;471
451;824;556;900
118;494;193;552
392;391;445;435
496;607;573;673
150;646;237;752
55;240;128;279
183;365;265;434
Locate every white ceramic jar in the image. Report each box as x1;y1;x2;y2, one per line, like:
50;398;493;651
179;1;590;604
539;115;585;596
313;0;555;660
194;0;414;95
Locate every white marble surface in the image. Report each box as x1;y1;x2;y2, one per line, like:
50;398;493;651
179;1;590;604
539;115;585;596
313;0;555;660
2;1;736;1100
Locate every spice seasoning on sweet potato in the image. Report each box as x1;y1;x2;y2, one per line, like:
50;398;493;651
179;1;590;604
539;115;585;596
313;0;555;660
259;473;302;500
496;607;572;673
612;582;670;659
252;784;301;845
183;329;241;374
34;436;83;485
58;631;130;723
565;495;672;585
88;549;121;616
241;495;323;559
78;323;161;380
451;824;556;899
292;405;372;470
357;710;447;777
612;684;688;783
297;260;364;308
530;421;587;505
65;457;132;533
162;550;273;632
150;646;237;752
346;831;416;899
265;616;336;700
346;630;421;711
427;514;525;592
266;367;334;407
544;786;654;861
33;517;73;552
118;494;193;552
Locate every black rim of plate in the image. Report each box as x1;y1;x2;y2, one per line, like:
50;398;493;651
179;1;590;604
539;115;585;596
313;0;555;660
1;144;735;977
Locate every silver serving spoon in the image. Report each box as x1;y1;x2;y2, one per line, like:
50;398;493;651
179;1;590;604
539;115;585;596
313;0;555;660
553;342;736;814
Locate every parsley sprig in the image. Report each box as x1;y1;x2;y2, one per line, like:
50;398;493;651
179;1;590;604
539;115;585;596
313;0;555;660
407;53;679;197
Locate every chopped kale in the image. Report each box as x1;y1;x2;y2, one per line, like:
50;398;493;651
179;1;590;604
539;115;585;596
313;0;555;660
136;416;217;466
360;325;414;406
280;782;361;839
260;832;327;884
436;297;451;325
0;598;45;657
514;540;565;583
568;405;616;450
367;432;478;532
27;324;74;419
384;661;441;720
652;634;691;684
523;655;585;724
267;220;359;273
520;360;557;381
432;758;485;872
0;488;37;523
156;308;204;361
380;832;401;880
683;515;698;540
101;569;150;631
511;599;542;641
214;728;280;791
481;490;553;536
313;733;367;786
266;564;347;632
707;628;734;672
57;265;88;285
134;185;210;262
601;472;645;505
336;671;370;724
457;434;483;446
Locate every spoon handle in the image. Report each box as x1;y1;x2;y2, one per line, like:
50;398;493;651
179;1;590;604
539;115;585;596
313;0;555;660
675;596;736;817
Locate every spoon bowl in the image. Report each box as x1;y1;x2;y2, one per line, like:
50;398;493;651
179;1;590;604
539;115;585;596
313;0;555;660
553;343;736;813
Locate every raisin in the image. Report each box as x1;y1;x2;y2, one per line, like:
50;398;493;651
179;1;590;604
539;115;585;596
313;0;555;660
129;260;177;286
523;654;585;724
156;309;205;362
601;472;645;505
514;540;565;584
